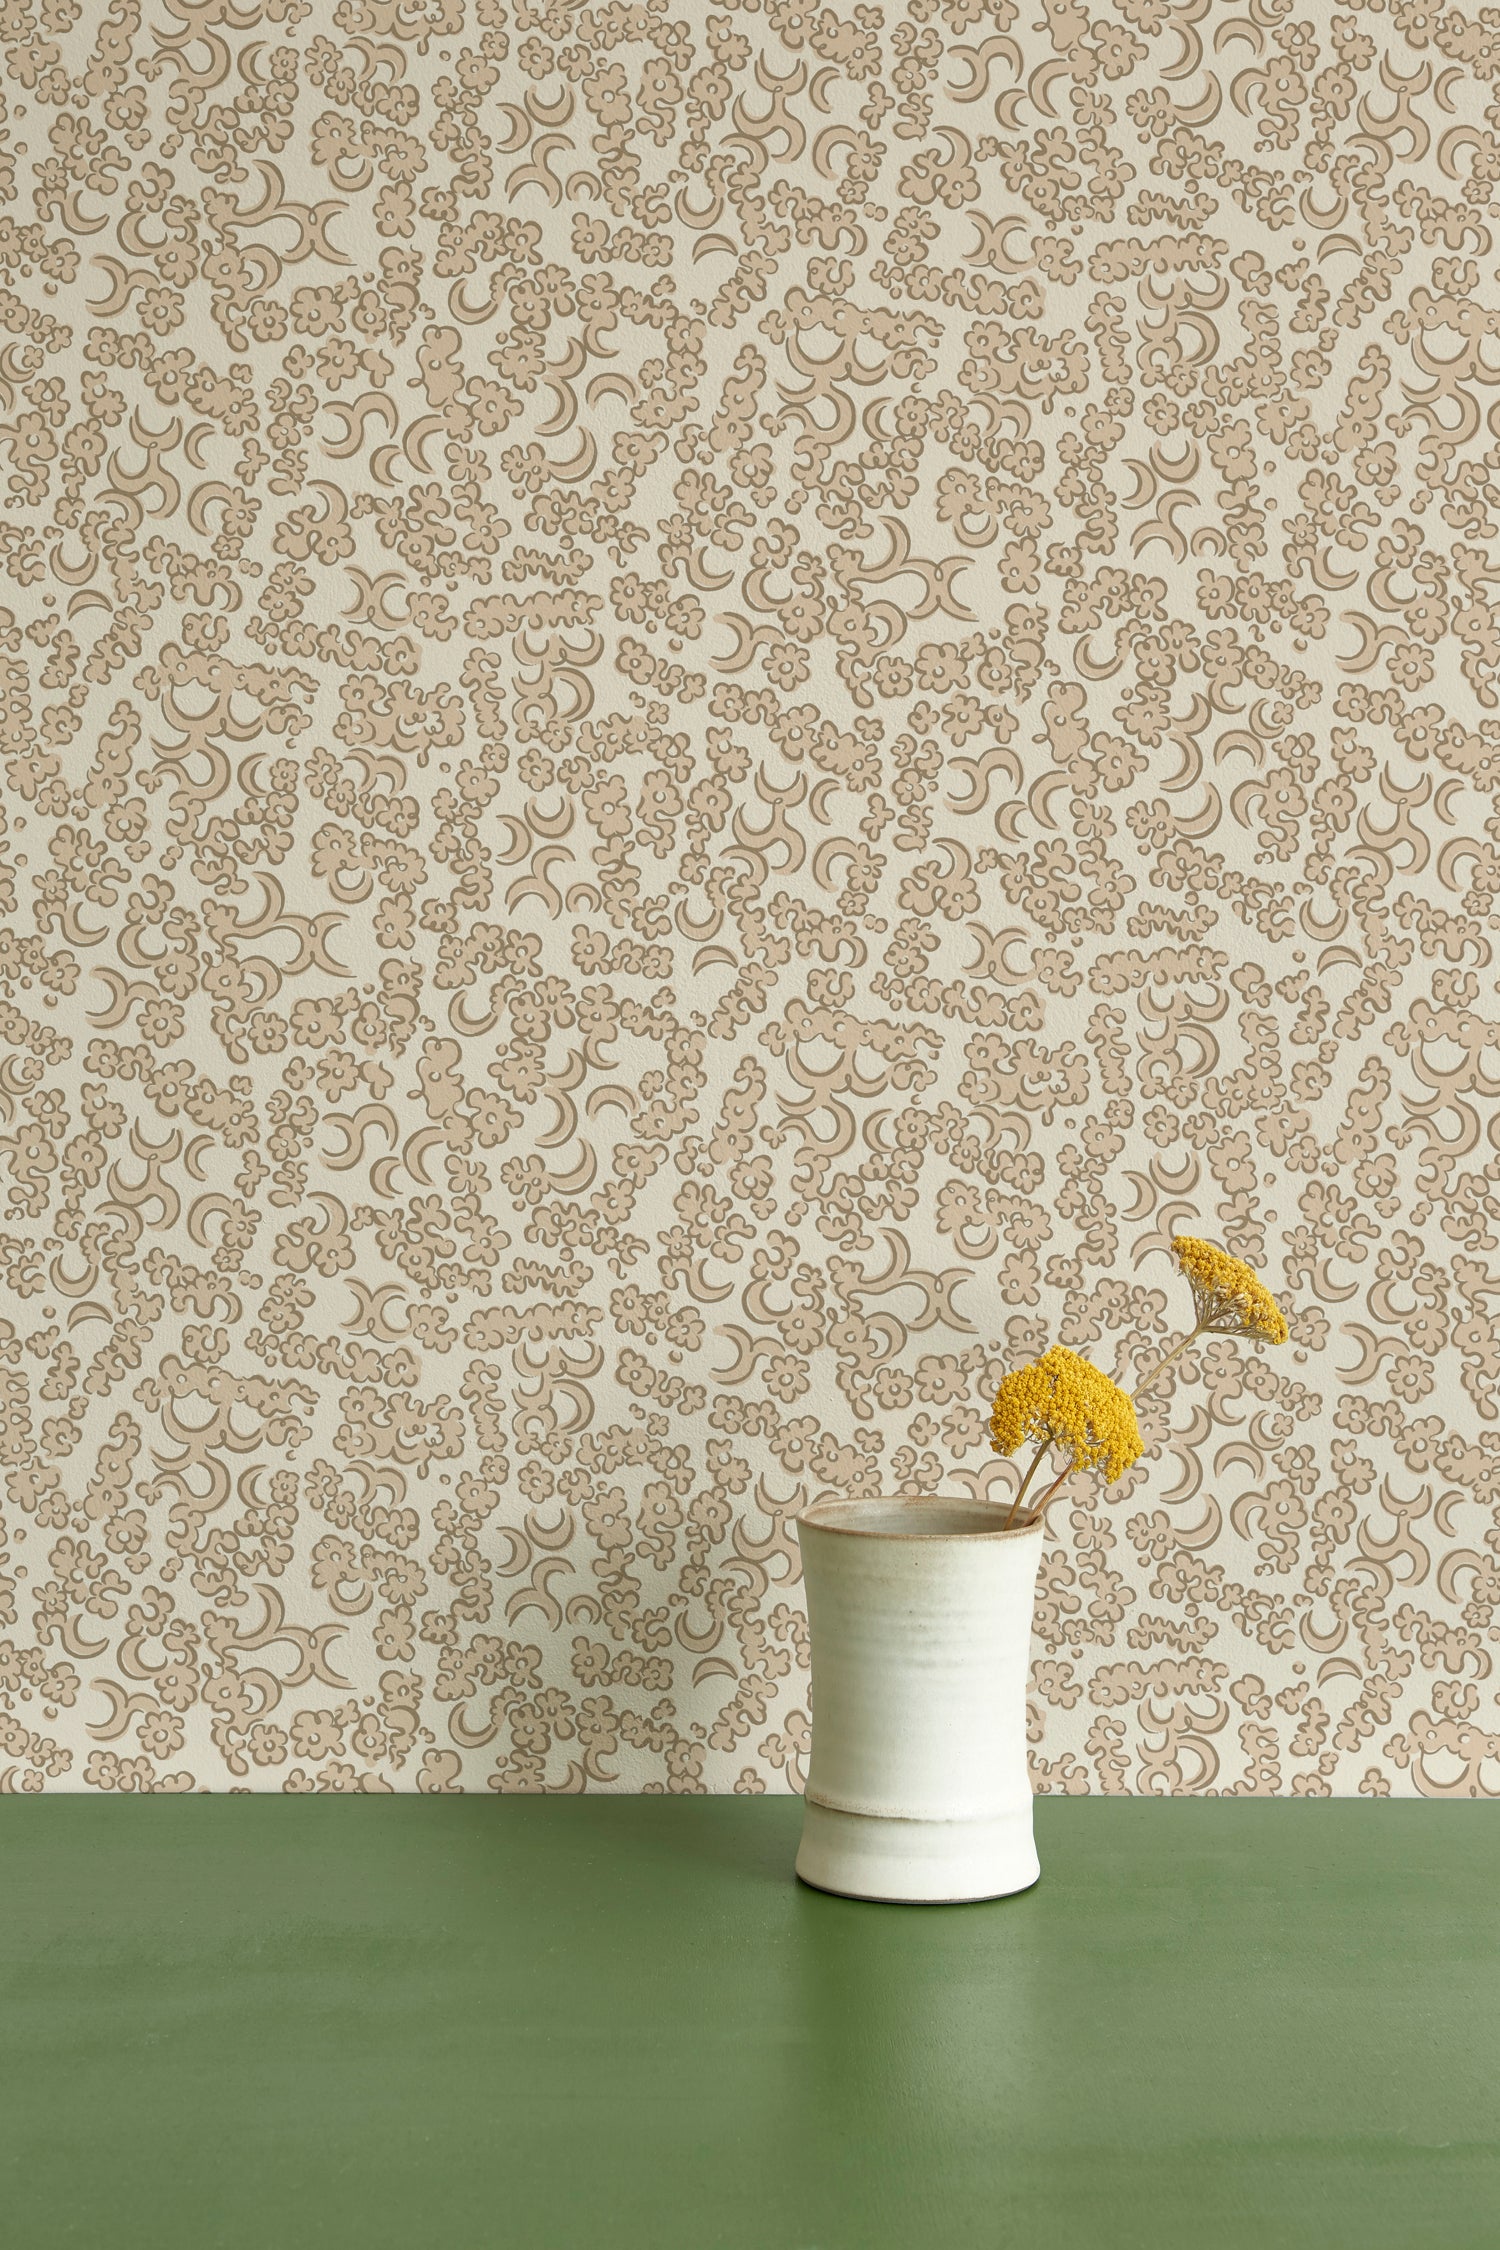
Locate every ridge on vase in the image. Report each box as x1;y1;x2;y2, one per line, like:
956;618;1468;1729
794;1495;1044;1905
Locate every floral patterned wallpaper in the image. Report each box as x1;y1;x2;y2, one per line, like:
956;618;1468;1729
1;0;1497;1797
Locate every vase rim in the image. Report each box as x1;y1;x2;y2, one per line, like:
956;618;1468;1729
797;1495;1043;1540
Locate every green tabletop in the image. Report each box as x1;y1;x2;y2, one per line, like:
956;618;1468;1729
1;1797;1495;2249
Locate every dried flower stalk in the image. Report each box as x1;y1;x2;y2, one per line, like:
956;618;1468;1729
989;1235;1288;1531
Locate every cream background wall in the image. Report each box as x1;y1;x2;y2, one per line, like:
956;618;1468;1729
1;0;1497;1796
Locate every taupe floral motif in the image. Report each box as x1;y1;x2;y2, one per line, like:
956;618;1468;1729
0;0;1497;1798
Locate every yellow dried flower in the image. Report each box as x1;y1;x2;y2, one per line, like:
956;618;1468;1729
989;1345;1143;1485
1170;1235;1288;1346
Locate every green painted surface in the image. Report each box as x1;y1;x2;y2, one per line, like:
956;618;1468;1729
1;1798;1495;2249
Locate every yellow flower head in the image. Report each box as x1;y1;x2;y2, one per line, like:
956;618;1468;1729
989;1345;1143;1484
1170;1235;1288;1345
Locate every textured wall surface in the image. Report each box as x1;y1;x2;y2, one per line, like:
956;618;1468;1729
2;0;1499;1795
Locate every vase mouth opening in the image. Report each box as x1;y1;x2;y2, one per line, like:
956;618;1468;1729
797;1495;1041;1540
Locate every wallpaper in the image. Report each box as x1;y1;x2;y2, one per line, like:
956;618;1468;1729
0;0;1497;1800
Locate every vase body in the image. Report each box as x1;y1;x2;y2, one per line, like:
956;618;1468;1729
795;1496;1043;1904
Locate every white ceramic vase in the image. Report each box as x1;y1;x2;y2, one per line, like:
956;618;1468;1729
794;1495;1043;1904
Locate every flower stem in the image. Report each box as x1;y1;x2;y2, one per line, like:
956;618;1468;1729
1020;1458;1075;1533
1130;1318;1209;1404
1003;1442;1048;1530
